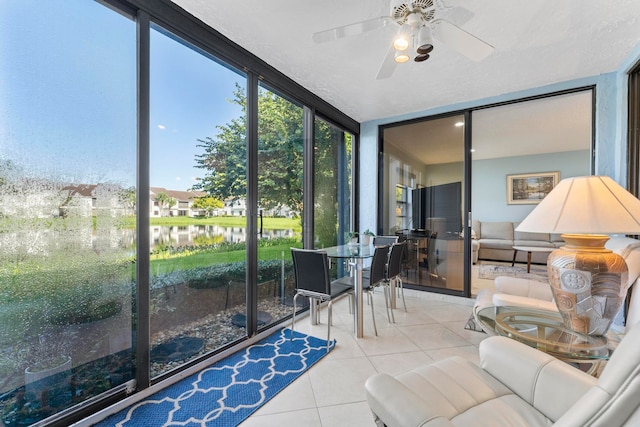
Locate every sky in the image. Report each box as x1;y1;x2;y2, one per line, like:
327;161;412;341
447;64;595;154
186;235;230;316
0;0;245;191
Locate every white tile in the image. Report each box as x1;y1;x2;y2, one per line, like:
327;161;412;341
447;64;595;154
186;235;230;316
325;327;367;360
399;324;474;350
251;373;316;416
317;401;378;427
426;345;482;365
387;308;439;326
441;319;489;346
239;408;321;427
245;295;490;425
426;303;474;322
355;326;421;357
368;350;434;376
307;357;377;407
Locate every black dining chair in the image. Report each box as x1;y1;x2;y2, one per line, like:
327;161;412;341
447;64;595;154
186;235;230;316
372;235;399;246
290;248;354;351
383;242;407;323
366;245;392;334
345;245;390;336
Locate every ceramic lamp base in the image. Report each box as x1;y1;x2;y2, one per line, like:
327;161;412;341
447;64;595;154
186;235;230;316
548;234;628;336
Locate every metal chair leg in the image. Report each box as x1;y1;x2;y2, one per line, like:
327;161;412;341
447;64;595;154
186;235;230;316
398;277;407;312
368;291;378;336
291;293;299;340
327;301;332;351
386;284;396;323
382;283;394;323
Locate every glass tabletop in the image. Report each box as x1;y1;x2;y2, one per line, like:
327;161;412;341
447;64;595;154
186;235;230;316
476;306;610;360
322;244;375;259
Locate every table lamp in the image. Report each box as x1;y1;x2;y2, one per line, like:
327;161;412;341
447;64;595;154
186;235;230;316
516;175;640;336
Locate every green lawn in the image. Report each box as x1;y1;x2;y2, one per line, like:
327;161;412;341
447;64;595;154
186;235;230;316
150;241;301;274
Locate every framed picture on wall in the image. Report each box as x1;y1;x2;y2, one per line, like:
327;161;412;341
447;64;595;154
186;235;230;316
507;171;560;205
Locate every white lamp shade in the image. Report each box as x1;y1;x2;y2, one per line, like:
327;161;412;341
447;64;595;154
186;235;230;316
515;176;640;234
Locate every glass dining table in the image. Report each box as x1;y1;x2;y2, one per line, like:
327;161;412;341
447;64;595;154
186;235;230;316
322;243;375;338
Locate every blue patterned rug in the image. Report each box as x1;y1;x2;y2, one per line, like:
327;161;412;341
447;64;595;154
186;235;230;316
94;329;335;426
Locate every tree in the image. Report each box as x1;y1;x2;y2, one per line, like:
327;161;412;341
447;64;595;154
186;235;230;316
192;196;223;217
119;186;137;215
154;192;176;217
193;84;303;214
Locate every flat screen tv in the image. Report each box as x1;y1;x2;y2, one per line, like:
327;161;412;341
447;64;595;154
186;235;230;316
411;182;462;236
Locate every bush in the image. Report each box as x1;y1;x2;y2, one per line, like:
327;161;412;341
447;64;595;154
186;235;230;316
187;259;293;289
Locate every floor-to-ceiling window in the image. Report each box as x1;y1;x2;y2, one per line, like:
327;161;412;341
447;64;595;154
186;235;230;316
256;84;304;330
313;118;353;249
148;26;249;379
0;2;137;424
0;1;357;424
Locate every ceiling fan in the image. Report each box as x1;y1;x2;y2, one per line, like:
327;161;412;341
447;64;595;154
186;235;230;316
312;0;494;79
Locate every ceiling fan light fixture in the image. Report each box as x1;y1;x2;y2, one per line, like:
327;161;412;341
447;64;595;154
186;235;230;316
417;44;434;54
393;24;411;51
393;36;410;51
416;26;434;54
394;51;411;63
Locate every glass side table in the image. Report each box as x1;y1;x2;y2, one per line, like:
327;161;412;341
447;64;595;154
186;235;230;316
476;306;610;375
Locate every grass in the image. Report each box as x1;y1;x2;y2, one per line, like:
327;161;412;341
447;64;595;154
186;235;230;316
150;241;301;274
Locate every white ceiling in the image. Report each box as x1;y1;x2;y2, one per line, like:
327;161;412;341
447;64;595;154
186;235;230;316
170;0;640;123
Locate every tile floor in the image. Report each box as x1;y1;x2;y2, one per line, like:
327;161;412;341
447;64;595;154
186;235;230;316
240;288;486;427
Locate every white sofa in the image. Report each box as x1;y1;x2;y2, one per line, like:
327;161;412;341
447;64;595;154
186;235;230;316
471;219;564;264
365;320;640;426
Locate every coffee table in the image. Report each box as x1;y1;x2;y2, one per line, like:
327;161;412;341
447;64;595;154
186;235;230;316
476;305;610;375
511;245;554;273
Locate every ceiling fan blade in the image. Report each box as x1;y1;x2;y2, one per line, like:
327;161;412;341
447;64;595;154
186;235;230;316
312;16;392;43
376;43;397;80
442;6;475;26
431;19;494;61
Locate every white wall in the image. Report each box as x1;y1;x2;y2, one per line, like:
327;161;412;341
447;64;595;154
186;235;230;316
471;150;591;222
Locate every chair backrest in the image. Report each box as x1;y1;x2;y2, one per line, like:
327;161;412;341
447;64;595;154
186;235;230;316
373;235;399;247
367;245;390;287
554;320;640;426
427;232;438;260
290;248;331;296
387;242;405;279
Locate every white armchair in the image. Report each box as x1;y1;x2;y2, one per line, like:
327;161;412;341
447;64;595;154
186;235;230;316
473;276;557;330
365;320;640;426
473;236;640;333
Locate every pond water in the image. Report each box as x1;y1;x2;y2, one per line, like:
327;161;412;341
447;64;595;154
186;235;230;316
149;225;296;249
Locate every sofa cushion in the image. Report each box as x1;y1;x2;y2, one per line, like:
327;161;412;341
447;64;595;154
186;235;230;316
550;233;564;243
514;240;555;248
478;238;514;251
514;230;550;242
480;222;513;240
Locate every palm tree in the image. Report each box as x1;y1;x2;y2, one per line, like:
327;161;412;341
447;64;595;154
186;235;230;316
155;192;176;217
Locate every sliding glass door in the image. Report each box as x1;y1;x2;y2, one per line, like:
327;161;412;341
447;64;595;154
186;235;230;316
379;88;594;298
470;90;593;294
380;114;466;294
